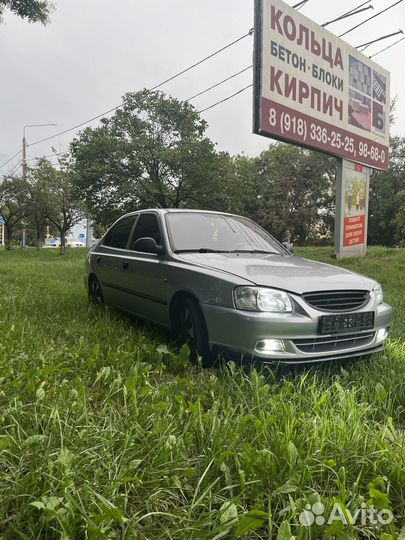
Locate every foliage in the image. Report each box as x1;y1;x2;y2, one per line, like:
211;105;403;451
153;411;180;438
0;0;53;24
30;158;83;252
233;144;337;243
368;137;405;247
70;89;232;228
0;175;29;249
0;246;404;539
395;191;405;245
2;87;403;247
25;168;50;249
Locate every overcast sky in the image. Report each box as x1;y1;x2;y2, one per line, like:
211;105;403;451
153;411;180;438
0;0;404;176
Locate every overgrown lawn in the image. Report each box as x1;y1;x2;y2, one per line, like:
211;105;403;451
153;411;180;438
0;247;404;539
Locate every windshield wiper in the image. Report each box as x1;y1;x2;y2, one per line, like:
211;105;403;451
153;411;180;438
230;249;280;255
174;248;232;253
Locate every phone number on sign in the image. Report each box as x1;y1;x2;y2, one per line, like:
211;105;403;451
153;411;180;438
267;107;386;165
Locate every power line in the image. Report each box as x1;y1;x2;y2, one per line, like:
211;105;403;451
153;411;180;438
339;0;404;37
149;29;253;92
186;65;252;101
26;151;66;161
339;0;373;17
370;35;405;57
6;1;402;167
3;159;22;177
293;0;310;10
197;84;253;114
25;75;255;161
28;28;254;149
357;29;404;51
322;4;373;28
0;150;22;170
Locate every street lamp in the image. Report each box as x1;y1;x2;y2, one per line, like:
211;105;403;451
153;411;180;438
22;123;56;179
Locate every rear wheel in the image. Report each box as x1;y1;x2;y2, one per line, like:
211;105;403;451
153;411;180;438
89;276;104;305
177;297;213;367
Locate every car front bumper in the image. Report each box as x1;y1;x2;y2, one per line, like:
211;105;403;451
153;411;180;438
201;300;393;364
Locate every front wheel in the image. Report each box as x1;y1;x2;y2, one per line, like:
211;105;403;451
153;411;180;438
89;276;104;305
178;297;213;367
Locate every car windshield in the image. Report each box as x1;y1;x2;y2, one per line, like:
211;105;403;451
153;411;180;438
165;212;285;255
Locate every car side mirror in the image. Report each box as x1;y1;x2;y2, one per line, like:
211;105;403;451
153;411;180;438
282;242;294;254
133;237;163;255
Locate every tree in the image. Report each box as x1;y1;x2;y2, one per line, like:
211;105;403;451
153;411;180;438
395;191;405;245
247;144;336;243
25;167;50;249
32;158;83;253
0;176;28;249
70;89;232;228
368;136;405;246
0;0;53;24
225;154;263;219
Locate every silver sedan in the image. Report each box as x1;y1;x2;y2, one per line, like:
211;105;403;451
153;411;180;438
84;209;392;366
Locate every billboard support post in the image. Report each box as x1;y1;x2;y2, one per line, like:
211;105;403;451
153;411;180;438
334;159;344;258
335;159;370;258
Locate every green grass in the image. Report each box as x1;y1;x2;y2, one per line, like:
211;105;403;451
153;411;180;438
0;247;404;540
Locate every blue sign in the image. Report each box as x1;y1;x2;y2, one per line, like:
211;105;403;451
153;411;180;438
78;233;85;239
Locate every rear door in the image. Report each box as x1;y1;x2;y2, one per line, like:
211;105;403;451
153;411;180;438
92;215;137;308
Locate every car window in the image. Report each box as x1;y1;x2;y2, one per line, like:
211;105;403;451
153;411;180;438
103;216;135;249
165;212;284;254
130;213;161;250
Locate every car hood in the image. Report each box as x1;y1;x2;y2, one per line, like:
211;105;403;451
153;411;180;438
177;253;375;294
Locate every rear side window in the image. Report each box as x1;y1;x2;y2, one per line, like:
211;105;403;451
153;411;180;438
130;213;161;250
103;216;135;249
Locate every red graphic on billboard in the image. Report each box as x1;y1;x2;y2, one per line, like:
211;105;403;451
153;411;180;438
343;214;365;247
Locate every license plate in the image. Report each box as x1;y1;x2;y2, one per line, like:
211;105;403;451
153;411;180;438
320;311;374;334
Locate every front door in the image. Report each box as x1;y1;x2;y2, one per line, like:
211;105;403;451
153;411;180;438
120;213;170;326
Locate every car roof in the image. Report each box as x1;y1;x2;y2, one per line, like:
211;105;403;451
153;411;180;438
123;208;242;218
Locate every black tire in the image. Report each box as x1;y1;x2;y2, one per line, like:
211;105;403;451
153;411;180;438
89;276;104;305
177;297;213;367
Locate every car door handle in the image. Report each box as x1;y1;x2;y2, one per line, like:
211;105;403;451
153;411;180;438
96;256;101;263
122;261;129;269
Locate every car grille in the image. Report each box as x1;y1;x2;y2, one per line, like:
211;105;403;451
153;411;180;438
302;290;369;312
293;332;375;354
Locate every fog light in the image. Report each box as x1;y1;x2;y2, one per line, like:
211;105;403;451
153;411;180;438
376;328;389;342
255;339;285;353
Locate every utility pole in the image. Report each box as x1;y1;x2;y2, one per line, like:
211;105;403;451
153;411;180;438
22;133;27;180
22;123;56;180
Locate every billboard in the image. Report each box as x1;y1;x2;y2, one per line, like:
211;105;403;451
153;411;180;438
253;0;390;170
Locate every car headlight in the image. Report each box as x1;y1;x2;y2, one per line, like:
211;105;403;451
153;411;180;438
373;283;383;305
234;287;293;312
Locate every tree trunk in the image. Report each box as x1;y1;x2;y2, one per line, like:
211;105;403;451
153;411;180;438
59;230;65;254
5;225;13;250
35;224;42;250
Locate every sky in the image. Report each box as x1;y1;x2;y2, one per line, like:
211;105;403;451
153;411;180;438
0;0;404;177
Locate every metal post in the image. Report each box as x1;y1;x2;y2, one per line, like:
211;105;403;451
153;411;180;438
334;159;344;258
85;218;92;247
22;123;56;180
22;134;27;180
